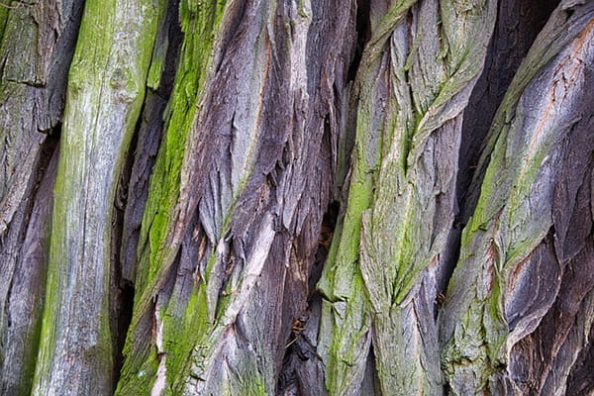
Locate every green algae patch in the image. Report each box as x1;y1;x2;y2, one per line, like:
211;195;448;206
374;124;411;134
32;0;166;393
117;0;229;392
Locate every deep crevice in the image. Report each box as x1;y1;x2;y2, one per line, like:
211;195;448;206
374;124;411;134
110;0;183;388
437;0;560;303
276;1;370;391
310;200;340;292
566;314;594;394
112;282;134;388
110;116;138;390
347;0;371;83
276;199;340;396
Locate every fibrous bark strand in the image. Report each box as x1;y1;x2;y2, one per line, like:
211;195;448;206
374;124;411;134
0;1;593;395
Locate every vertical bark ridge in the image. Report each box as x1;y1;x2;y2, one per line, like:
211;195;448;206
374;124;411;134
456;0;559;228
0;139;58;395
461;0;594;224
440;2;594;393
439;0;560;314
317;3;418;392
112;2;183;385
316;0;497;394
0;0;83;392
119;0;182;287
32;0;167;394
117;0;358;394
116;1;231;393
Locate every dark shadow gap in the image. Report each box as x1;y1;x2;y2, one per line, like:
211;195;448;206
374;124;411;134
309;200;340;292
437;0;560;305
110;115;138;389
110;0;183;389
347;0;371;83
112;282;134;388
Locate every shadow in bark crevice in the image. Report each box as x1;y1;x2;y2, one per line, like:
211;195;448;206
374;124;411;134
110;0;182;388
438;0;560;304
112;282;134;389
276;200;340;396
276;1;369;391
567;320;594;395
347;0;371;83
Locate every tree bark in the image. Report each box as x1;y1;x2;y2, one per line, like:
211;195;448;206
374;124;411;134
0;0;593;395
0;0;83;393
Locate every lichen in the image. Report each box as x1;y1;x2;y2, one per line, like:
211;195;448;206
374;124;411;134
317;0;498;393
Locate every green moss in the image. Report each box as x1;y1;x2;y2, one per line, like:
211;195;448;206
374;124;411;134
33;0;166;392
115;347;160;396
32;0;115;387
163;286;211;393
440;13;583;385
135;0;227;297
118;0;229;391
0;6;8;43
31;220;61;389
338;0;498;393
146;17;170;91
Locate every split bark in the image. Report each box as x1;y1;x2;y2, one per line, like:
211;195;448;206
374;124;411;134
0;1;593;395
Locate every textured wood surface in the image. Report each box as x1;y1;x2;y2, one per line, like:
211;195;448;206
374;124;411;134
0;0;83;393
441;3;594;393
31;0;167;394
0;1;593;395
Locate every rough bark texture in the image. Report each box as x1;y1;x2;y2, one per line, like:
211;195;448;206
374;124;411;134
117;1;358;394
0;0;593;395
32;0;167;394
317;1;497;393
0;0;83;394
440;3;594;394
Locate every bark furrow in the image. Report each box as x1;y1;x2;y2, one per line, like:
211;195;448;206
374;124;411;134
32;0;167;394
0;1;592;395
440;2;594;394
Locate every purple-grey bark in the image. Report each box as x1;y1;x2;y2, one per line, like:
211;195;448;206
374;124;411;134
0;1;593;395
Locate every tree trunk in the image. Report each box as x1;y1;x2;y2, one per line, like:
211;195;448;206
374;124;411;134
0;0;593;395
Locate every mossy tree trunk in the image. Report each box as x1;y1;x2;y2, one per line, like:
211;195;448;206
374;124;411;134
0;0;593;395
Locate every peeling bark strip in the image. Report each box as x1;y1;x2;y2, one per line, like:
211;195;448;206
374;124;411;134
440;2;594;394
32;0;167;394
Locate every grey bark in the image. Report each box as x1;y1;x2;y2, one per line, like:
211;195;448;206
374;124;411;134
0;0;83;393
1;1;594;395
441;3;594;394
